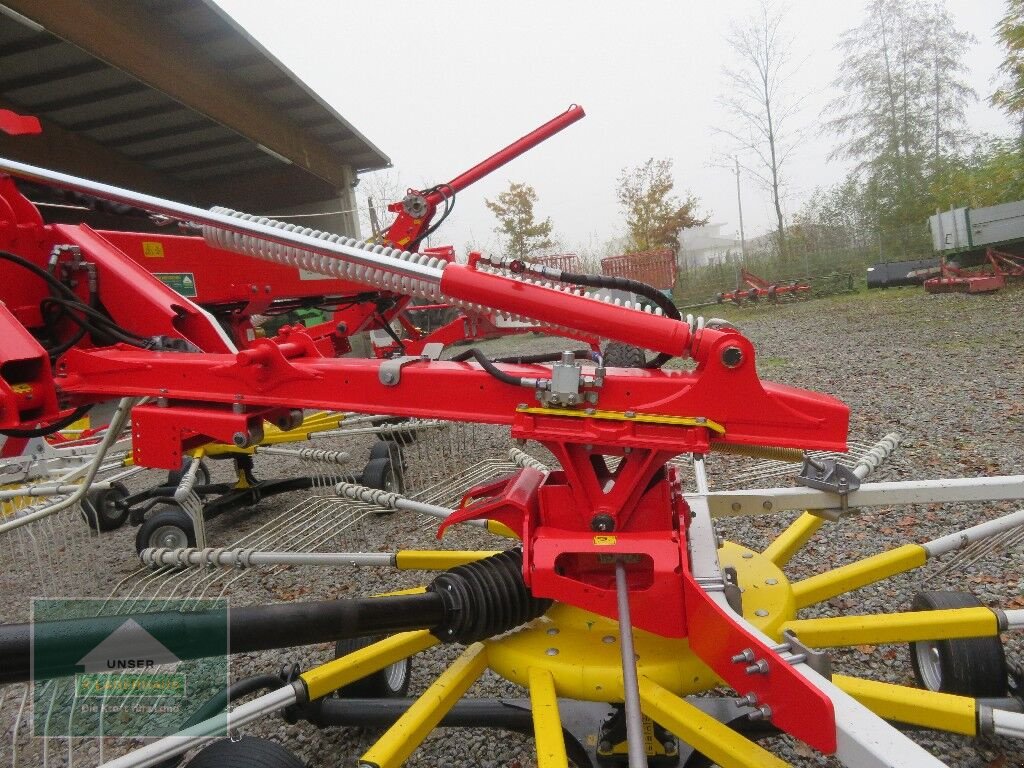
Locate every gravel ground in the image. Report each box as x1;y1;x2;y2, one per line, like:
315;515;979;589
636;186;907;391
2;284;1023;767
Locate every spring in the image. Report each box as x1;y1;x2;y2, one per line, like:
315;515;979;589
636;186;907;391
334;481;401;510
428;549;551;644
711;443;805;463
508;447;549;471
853;432;902;480
203;208;449;301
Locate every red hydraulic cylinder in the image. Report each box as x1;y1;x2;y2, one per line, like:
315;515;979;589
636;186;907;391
439;264;693;358
424;104;585;206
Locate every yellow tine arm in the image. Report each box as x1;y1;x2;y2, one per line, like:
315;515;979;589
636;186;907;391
395;550;501;570
360;643;489;768
762;512;826;567
833;674;977;736
529;667;568;768
782;607;999;647
300;630;437;701
790;544;926;609
638;677;790;768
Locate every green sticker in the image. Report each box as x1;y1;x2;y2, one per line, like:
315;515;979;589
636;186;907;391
32;599;229;738
154;272;198;297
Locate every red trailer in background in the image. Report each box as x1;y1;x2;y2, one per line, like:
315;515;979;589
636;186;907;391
924;247;1024;294
600;248;677;294
533;253;581;272
716;268;811;305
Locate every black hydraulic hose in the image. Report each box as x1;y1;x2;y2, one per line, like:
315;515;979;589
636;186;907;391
452;348;525;386
184;674;284;728
0;405;93;438
0;593;445;685
556;270;681;368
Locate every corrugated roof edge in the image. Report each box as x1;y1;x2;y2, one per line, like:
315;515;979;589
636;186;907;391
203;0;391;174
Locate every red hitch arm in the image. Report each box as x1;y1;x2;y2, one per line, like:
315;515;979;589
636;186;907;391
424;104;585;205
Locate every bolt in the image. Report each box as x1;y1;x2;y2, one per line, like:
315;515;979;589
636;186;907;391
748;705;773;721
602;635;616;644
731;648;755;664
590;514;615;532
546;628;559;636
695;416;707;424
382;372;395;384
733;692;758;707
584;408;596;416
731;502;742;512
721;346;744;368
624;410;636;418
517;403;528;410
755;608;769;617
762;500;773;511
745;659;770;675
742;552;754;559
545;648;559;656
663;740;675;752
231;431;249;448
765;578;778;585
598;740;612;752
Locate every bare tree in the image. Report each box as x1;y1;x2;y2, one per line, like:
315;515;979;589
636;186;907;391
718;1;805;260
354;169;403;239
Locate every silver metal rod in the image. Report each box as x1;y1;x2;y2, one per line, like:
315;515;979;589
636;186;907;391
141;547;395;569
924;509;1024;557
0;156;443;284
1003;610;1024;631
334;481;488;527
698;475;1024;518
99;684;298;768
992;709;1024;739
614;560;647;768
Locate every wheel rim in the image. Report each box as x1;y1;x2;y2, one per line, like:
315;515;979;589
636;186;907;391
384;659;407;692
914;640;943;691
150;525;189;550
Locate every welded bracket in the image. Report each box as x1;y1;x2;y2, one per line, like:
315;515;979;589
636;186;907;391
795;457;860;517
378;343;444;386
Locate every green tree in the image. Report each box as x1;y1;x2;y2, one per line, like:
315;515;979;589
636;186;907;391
993;0;1024;135
823;0;975;255
615;158;707;253
484;182;554;259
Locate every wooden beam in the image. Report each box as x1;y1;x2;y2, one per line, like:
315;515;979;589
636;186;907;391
4;0;353;189
0;96;200;204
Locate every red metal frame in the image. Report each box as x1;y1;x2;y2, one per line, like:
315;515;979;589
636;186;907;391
924;247;1024;294
717;268;811;304
0;135;851;751
601;248;677;293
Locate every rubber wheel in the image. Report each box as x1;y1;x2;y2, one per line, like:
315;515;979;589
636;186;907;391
370;439;405;470
166;458;211;488
361;456;403;494
715;292;724;304
333;636;411;698
909;590;1009;696
135;506;197;554
81;482;130;532
602;342;646;368
184;736;304;768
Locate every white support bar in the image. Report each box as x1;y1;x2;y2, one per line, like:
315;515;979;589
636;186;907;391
697;475;1024;518
1004;610;1024;631
923;509;1024;557
992;709;1024;739
99;684;298;768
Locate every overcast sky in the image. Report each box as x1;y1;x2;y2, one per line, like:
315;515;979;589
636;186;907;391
214;0;1012;254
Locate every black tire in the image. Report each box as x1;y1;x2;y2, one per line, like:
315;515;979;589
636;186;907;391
715;292;724;304
602;342;646;368
909;590;1009;697
135;506;197;554
333;636;411;698
361;456;403;494
166;458;211;488
81;482;130;532
370;439;405;470
184;736;304;768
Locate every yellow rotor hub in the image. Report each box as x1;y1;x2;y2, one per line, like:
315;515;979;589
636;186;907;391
485;541;794;701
